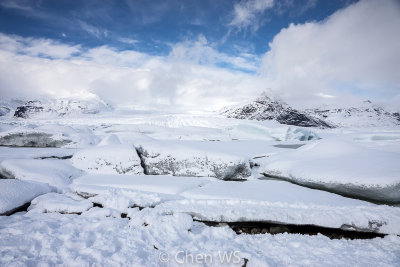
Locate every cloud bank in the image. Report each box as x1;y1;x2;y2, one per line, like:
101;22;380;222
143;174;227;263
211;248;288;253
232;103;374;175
262;0;400;109
0;0;399;112
0;34;262;111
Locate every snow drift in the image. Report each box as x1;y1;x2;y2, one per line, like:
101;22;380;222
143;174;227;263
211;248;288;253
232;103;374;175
0;159;81;189
0;179;53;215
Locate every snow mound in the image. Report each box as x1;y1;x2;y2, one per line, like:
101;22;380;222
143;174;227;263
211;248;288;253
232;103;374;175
260;138;400;203
28;193;93;214
0;159;81;189
136;141;252;180
71;145;144;175
0;179;53;215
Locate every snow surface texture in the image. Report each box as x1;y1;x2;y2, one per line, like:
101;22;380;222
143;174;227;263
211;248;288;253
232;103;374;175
73;175;212;195
0;179;53;215
0;159;81;190
137;141;252;180
71;145;144;175
260;138;400;203
1;212;400;266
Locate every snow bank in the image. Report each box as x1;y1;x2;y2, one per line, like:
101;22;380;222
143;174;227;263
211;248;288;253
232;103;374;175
0;159;81;189
71;145;144;175
70;175;211;212
158;200;400;235
165;179;400;235
181;180;371;207
28;193;93;214
137;141;252;180
0;180;53;215
260;138;400;203
71;176;400;234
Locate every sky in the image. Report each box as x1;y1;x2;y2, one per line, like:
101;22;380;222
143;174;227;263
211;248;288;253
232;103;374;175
0;0;399;111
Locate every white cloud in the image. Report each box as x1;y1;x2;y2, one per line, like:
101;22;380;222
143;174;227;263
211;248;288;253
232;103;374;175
0;0;54;20
229;0;275;31
262;0;400;109
0;33;81;59
77;20;107;39
0;34;262;111
118;37;139;45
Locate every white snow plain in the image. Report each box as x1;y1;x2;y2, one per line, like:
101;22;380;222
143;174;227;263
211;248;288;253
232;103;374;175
1;111;400;266
1;212;400;266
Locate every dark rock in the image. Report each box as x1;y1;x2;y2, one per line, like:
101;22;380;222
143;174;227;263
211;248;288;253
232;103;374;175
269;225;290;234
14;101;44;118
221;93;334;128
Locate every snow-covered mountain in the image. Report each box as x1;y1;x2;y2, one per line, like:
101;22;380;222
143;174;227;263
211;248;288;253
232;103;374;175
221;93;333;128
221;93;400;128
0;98;112;119
309;100;400;128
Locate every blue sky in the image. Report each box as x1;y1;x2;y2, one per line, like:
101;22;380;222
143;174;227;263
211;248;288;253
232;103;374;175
0;0;399;111
0;0;355;57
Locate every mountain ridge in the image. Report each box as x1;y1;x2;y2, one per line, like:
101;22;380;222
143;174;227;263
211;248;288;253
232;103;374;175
221;93;400;128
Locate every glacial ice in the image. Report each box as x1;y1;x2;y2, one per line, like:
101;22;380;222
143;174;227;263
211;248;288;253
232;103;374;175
136;141;252;180
260;138;400;203
71;145;144;175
